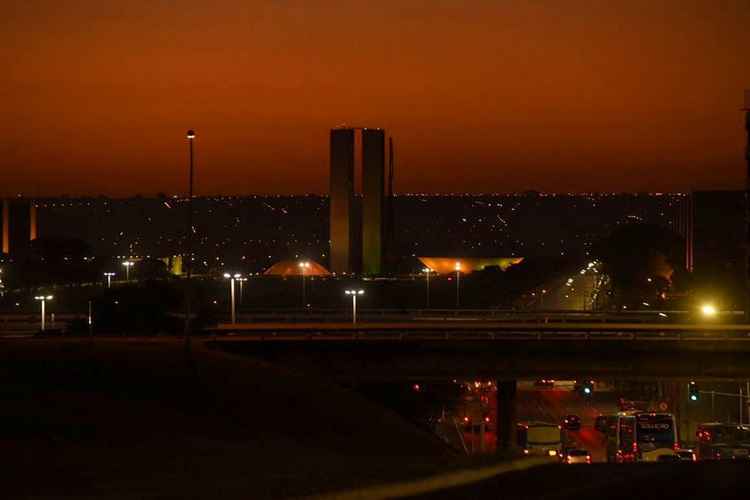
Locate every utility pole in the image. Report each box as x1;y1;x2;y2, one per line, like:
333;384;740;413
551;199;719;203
88;300;93;338
744;91;750;321
184;130;195;354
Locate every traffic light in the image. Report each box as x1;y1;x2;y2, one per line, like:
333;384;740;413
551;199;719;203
582;380;594;396
689;381;699;402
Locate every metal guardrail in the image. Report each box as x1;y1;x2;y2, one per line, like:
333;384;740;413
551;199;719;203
233;308;743;325
0;313;80;335
212;321;750;343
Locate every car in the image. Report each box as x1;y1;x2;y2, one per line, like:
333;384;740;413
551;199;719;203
562;414;581;431
675;449;696;462
564;449;591;464
535;379;555;389
713;446;750;461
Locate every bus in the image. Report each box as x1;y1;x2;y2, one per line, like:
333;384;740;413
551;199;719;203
517;422;563;458
696;423;750;460
606;412;677;462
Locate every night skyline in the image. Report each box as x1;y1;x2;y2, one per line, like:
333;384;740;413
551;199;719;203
2;1;749;196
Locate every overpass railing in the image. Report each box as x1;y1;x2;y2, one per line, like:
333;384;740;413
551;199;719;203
212;321;750;343
234;308;743;324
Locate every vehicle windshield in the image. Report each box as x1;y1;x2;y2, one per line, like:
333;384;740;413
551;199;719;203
637;416;674;448
568;449;588;456
527;425;561;445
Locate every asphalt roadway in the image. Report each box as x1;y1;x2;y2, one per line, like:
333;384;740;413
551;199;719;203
408;462;750;499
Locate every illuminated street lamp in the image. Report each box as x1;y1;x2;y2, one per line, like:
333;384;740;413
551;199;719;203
701;303;717;318
345;289;365;324
455;261;462;308
223;273;242;324
104;272;115;288
298;261;311;308
422;267;432;309
122;261;134;282
34;295;53;331
237;276;247;307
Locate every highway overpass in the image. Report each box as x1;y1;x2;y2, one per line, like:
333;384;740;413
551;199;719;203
210;321;750;381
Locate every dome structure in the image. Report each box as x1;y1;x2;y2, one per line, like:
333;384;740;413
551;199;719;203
263;259;331;277
418;257;523;274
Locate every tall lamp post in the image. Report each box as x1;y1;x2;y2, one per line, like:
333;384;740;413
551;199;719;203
223;273;241;324
298;261;310;308
237;276;247;307
422;267;432;309
345;289;364;324
122;261;134;282
34;295;53;331
104;272;115;288
455;261;462;308
184;129;196;349
743;90;750;321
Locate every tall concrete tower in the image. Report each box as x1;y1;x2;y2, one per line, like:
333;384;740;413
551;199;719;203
329;127;387;275
329;129;356;274
1;198;35;259
361;129;385;275
2;200;9;255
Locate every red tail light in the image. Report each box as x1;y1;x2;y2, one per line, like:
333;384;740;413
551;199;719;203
632;442;639;454
673;442;680;451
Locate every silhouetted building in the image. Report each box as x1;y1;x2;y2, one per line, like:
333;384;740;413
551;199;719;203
329;129;356;274
362;129;385;275
329;127;387;275
1;199;36;260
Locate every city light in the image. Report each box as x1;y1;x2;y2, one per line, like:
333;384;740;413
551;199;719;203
701;304;717;317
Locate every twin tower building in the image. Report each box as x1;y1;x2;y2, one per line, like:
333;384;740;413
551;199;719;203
329;127;391;276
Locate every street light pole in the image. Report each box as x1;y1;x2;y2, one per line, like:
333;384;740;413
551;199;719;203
184;129;196;350
345;289;364;324
104;272;115;288
34;295;53;331
299;261;310;308
455;261;461;308
224;273;241;324
122;261;133;281
238;277;246;307
423;268;431;309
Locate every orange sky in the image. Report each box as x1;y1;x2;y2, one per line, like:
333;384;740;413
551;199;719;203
2;0;749;196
